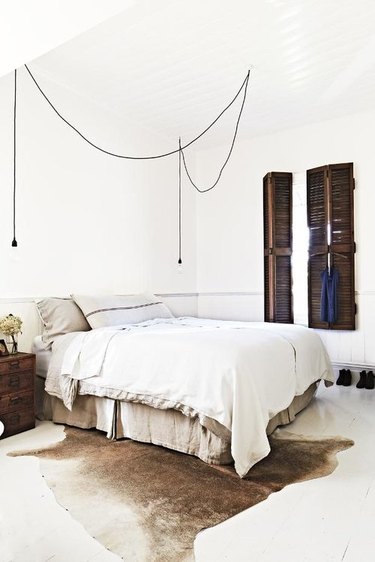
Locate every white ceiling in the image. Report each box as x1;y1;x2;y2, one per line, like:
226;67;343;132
0;0;131;79
26;0;375;147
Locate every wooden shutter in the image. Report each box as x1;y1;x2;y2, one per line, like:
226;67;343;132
263;172;293;323
307;166;329;329
307;163;355;330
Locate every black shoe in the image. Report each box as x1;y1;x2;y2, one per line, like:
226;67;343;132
365;371;374;390
356;370;367;389
337;369;346;385
343;369;352;386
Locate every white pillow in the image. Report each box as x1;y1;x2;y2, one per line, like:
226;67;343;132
36;297;91;345
71;293;173;329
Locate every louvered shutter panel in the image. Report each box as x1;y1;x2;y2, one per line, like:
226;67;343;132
307;166;329;329
307;163;355;330
263;172;293;323
329;163;355;329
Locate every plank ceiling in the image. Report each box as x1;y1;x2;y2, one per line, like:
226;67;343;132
27;0;375;146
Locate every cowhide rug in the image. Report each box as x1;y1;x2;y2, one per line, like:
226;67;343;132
9;427;353;562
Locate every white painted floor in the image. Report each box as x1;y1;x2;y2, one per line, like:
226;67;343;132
0;381;374;562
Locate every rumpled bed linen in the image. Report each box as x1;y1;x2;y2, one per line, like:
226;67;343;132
45;317;334;477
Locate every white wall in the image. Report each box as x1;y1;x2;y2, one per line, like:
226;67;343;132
196;110;375;367
0;67;197;349
2;64;374;368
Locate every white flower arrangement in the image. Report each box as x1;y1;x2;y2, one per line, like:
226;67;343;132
0;314;23;336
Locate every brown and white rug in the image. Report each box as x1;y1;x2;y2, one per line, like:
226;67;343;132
9;427;353;562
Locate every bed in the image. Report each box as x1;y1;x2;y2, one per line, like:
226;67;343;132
34;294;334;477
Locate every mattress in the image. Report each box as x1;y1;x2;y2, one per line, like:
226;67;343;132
32;335;52;378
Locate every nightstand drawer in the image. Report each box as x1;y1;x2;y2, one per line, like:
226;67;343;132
0;371;34;394
0;357;34;375
0;408;35;438
0;390;34;414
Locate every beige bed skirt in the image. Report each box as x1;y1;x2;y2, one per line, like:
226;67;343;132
38;377;318;465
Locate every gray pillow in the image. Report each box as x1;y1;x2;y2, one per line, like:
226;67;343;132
72;293;173;329
36;297;91;345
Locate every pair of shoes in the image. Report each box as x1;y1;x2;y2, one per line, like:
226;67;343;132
357;370;375;389
337;369;352;386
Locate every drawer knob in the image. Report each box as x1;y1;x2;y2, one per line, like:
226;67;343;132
9;396;21;405
9;361;20;371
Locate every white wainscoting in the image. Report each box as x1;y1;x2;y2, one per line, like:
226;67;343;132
317;292;375;368
197;292;264;322
1;292;373;369
160;293;198;318
197;291;375;369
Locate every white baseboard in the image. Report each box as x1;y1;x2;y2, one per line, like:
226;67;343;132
331;361;374;372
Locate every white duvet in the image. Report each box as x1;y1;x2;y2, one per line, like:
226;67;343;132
49;317;334;477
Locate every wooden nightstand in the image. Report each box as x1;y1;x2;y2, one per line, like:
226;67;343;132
0;353;35;438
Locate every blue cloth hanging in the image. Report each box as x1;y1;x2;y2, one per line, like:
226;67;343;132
320;267;339;323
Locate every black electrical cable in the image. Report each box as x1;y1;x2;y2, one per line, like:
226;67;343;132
24;64;250;160
178;138;182;265
12;69;17;247
18;65;251;258
180;69;250;193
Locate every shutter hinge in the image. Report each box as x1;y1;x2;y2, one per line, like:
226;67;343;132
355;302;358;315
354;242;357;253
353;178;355;190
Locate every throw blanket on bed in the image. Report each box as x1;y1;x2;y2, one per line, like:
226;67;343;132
45;318;334;477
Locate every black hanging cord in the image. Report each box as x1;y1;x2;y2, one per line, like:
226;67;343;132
20;65;251;258
12;69;18;247
24;63;250;160
178;138;182;265
180;69;250;193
